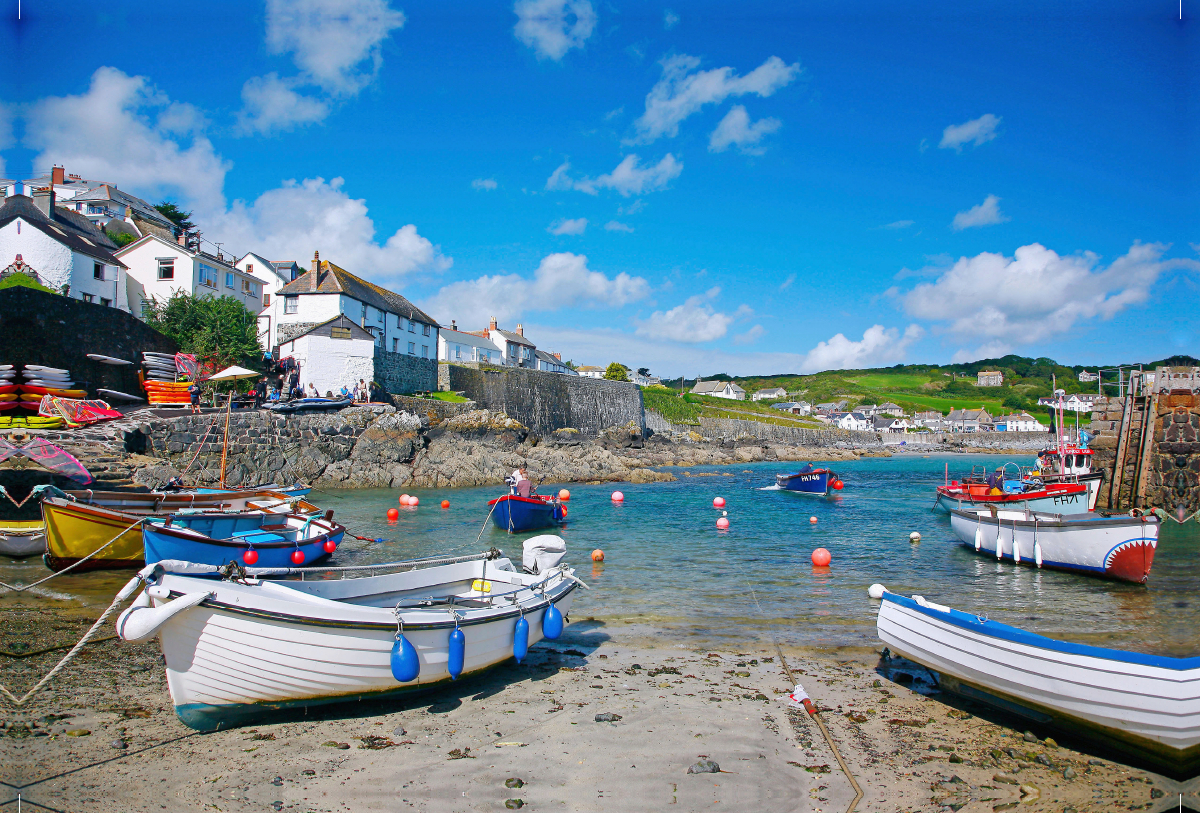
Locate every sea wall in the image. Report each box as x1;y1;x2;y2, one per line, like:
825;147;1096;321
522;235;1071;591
0;286;177;396
441;363;644;436
374;350;437;394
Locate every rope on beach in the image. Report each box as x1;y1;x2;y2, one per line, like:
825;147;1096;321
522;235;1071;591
0;519;143;594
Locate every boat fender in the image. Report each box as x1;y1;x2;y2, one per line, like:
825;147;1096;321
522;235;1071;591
447;626;466;680
867;584;887;599
116;589;212;642
513;613;529;663
996;528;1003;561
974;526;982;552
1034;540;1043;568
1012;529;1021;564
542;603;564;640
390;633;420;683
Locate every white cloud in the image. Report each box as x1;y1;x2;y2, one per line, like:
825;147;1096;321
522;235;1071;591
513;0;596;61
25;67;230;214
235;73;330;136
663;9;679;29
882;219;914;230
266;0;406;96
799;324;925;372
733;325;764;345
939;113;1001;152
618;199;645;215
545;154;682;196
952;194;1008;230
423;252;649;327
779;273;795;290
471;178;498;190
210;177;450;284
902;242;1198;347
635;290;737;343
951;341;1013;364
630;54;800;144
708;105;781;154
604;220;634;233
548;217;588;235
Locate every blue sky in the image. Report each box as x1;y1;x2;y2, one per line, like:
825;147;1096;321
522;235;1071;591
1;0;1195;376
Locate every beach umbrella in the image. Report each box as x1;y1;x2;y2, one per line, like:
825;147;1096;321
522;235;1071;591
209;366;262;486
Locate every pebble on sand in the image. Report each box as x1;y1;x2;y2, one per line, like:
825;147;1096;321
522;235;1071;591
594;713;622;722
687;759;720;774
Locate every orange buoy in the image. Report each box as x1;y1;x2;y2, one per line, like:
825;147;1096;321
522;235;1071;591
591;549;604;562
611;491;624;502
811;548;831;566
832;480;844;491
441;500;450;509
559;489;570;501
387;508;399;520
561;506;568;517
713;497;726;508
809;516;818;524
716;517;730;530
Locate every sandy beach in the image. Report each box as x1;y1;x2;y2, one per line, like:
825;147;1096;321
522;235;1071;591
1;597;1180;813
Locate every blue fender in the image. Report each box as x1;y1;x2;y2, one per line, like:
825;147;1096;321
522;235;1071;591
542;603;563;640
513;616;529;663
390;634;420;683
447;627;466;679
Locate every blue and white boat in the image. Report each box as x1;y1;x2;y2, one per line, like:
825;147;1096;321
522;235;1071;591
871;585;1200;777
488;494;566;533
775;465;840;496
142;512;343;569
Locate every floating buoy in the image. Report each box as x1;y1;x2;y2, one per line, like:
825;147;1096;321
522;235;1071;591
390;633;420;682
811;548;831;566
400;494;410;504
447;627;465;679
909;531;921;543
832;480;844;491
868;584;886;599
611;491;624;503
809;516;818;524
387;507;399;521
243;548;259;565
559;489;570;501
591;549;605;562
713;496;726;508
543;604;564;639
560;506;568;517
324;539;337;553
291;549;306;565
721;510;728;517
513;615;529;663
441;500;450;509
716;517;730;530
409;497;419;507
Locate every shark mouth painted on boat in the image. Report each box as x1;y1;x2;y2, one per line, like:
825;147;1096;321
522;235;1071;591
1104;537;1158;583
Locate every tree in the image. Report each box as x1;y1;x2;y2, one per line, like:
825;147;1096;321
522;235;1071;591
154;201;196;234
637;367;650;377
603;362;630;381
144;292;262;374
106;229;137;247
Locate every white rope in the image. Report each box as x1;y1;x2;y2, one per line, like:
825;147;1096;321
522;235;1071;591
152;550;497;579
0;518;143;593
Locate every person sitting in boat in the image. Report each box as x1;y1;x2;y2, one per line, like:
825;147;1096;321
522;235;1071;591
798;463;814;474
509;465;532;498
986;467;1005;491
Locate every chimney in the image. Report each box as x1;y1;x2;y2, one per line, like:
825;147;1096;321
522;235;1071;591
516;324;524;337
553;352;561;360
51;166;65;187
311;250;321;292
31;187;55;218
451;320;457;331
177;232;187;246
488;316;497;332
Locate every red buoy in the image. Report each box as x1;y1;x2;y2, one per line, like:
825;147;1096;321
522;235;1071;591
323;539;337;553
409;497;419;507
591;549;604;562
716;517;730;530
441;500;450;509
400;494;410;505
811;548;831;567
291;549;306;565
243;548;259;565
559;489;570;501
387;507;399;520
713;497;726;508
611;491;624;503
832;480;844;491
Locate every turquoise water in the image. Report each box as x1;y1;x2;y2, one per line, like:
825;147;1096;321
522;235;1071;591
4;453;1194;656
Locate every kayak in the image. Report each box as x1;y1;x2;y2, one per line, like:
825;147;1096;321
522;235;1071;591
25;364;71;375
97;389;146;402
20;386;88;398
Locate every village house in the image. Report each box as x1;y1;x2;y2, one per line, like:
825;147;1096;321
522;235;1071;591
631;370;661;386
577;365;606;379
235;253;302;349
994;412;1047;432
1038;393;1103;412
691;380;747;401
832;411;871;431
751;386;788;402
437;322;505;365
19;165;176;241
115;234;262;317
911;410;946;429
534;350;576;375
815;400;848;415
465;318;536;369
275;315;375;397
771;401;811;415
0;191;129;310
945;408;993;432
873;415;909;433
976;370;1004;387
875;402;905;417
1077;370;1099;383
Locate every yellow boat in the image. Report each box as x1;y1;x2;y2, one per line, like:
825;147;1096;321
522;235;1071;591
0;520;46;558
42;491;322;572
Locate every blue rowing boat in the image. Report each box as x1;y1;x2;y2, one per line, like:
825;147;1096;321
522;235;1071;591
775;465;839;496
488;494;566;533
142;512;343;569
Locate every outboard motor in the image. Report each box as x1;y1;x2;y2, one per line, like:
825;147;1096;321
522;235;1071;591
522;535;566;574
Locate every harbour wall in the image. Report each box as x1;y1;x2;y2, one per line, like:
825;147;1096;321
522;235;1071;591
374;350;437;395
440;362;644;437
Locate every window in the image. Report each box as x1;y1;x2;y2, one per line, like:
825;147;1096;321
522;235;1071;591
93;262;104;280
284;296;298;314
454;345;462;360
263;293;271;308
422;324;430;336
82;293;94;303
199;264;218;288
100;297;112;307
397;315;404;329
408;321;416;333
157;259;174;280
87;204;104;214
330;326;352;340
408;341;416;354
392;338;398;352
421;345;428;358
225;272;234;289
242;278;253;294
377;308;383;323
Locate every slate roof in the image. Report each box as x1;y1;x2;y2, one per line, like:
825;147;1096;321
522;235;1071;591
0;194;127;267
441;328;502;350
289;314;376;342
534;349;563;364
278;260;438;326
490;328;534;347
692;380;745;394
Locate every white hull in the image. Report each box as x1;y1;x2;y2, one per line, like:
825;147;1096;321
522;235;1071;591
148;558;577;730
948;508;1158;583
875;590;1200;775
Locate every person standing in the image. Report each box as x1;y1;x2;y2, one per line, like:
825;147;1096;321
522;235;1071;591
188;381;202;414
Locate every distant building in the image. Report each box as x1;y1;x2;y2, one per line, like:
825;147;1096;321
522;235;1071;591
876;402;905;417
994;412;1047;432
20;165;176;239
815;400;848;415
237;252;303;350
465;318;537;369
577;365;606;379
751;387;788;402
771;401;811;415
631;370;661;386
977;370;1004;387
1038;393;1103;412
535;349;576;375
946;408;993;432
873;416;909;433
1077;370;1099;383
691;380;747;401
833;411;871;431
438;325;504;365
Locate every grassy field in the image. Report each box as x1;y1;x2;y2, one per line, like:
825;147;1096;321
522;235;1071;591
642;387;827;428
844;373;934;389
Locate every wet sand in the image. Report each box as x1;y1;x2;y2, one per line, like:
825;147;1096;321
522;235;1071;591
0;601;1182;813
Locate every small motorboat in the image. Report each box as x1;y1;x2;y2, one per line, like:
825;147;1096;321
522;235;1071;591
116;539;579;731
775;464;841;496
935;475;1090;514
142;511;343;568
266;397;353;413
870;585;1200;776
0;521;46;558
948;507;1159;583
488;492;566;533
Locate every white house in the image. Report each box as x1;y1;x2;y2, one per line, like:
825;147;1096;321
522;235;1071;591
994;412;1047;432
752;387;788;402
691;380;746;401
438;325;505;365
276;315;375;397
0;192;129;310
631;370;661;386
771;401;812;415
873;416;909;433
946;408;993;432
21;166;175;237
1038;394;1101;413
115;234;262;317
236;252;302;349
535;349;576;374
471;319;536;369
833;412;871;431
577;365;606;379
977;370;1004;387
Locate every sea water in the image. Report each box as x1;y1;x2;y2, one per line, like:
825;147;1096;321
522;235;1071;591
4;453;1195;656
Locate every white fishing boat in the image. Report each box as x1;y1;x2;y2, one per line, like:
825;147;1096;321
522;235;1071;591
117;538;580;731
948;507;1159;583
870;585;1200;776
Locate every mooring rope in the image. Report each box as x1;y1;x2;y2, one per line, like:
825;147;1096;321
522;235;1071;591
0;519;143;594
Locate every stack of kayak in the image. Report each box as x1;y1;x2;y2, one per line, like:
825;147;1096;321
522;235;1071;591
15;365;88;402
0;415;66;430
143;380;193;406
142;352;180;382
0;364;14;411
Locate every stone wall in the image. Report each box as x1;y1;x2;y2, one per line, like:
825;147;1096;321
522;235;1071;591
374;350;437;394
444;363;644;436
883;430;1051;450
387;394;476;423
0;285;177;396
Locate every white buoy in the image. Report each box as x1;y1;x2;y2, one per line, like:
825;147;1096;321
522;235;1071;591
722;510;728;517
1034;540;1043;568
974;526;982;552
909;531;921;543
868;584;887;599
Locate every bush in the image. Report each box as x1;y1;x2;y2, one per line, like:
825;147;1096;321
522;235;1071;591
604;362;629;381
0;272;56;294
143;292;262;374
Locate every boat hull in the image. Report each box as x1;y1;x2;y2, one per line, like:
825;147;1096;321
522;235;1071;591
876;591;1200;777
142;514;341;569
0;521;46;558
948;508;1158;583
489;495;565;533
934;484;1090;515
775;469;833;496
